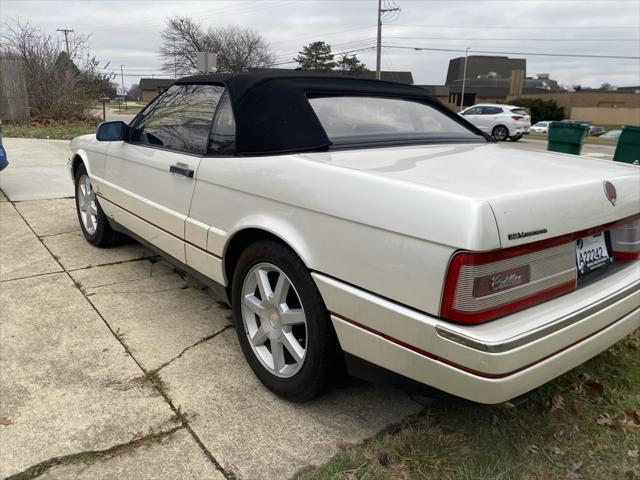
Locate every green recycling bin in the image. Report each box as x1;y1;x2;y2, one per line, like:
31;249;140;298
547;121;589;155
613;125;640;165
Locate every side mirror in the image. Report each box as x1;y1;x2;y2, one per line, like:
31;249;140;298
96;121;129;141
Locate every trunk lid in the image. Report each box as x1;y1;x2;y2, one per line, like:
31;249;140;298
301;143;640;248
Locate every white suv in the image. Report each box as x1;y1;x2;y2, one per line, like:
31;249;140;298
459;104;531;141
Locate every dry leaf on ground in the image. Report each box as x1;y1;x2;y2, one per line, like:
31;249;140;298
597;412;614;426
0;417;14;426
614;417;639;434
551;394;565;412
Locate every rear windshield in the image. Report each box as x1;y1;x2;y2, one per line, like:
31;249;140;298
308;96;482;146
510;108;528;115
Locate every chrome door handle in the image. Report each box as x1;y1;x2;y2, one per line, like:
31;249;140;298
169;164;194;178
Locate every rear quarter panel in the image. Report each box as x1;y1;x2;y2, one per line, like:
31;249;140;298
190;154;461;315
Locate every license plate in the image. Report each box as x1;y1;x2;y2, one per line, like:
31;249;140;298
576;233;611;276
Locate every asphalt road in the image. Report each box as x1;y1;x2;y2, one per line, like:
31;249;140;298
500;135;617;160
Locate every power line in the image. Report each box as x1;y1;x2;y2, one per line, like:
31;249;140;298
271;38;375;63
91;0;296;32
385;36;640;42
392;23;639;30
271;45;376;67
383;45;640;60
269;25;376;46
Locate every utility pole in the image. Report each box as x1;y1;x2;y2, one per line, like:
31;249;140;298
120;64;128;110
56;28;74;58
460;47;470;110
120;65;125;97
376;0;400;80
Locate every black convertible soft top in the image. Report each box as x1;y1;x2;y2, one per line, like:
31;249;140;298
174;71;482;155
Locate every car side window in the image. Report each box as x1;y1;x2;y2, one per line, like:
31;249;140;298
129;84;224;155
208;92;236;155
481;106;502;115
464;107;481;115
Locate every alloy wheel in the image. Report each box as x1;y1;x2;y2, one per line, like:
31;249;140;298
77;174;98;235
493;125;509;141
240;262;308;378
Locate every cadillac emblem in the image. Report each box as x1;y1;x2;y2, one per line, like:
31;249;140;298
603;181;617;206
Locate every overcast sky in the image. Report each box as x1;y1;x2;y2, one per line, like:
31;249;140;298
2;0;639;90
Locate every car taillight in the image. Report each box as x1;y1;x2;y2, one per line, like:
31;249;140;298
611;219;640;260
441;242;577;324
512;115;524;120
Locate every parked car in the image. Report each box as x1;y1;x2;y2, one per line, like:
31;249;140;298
69;73;640;404
530;121;551;134
0;119;8;171
602;129;623;140
458;103;531;141
589;126;606;136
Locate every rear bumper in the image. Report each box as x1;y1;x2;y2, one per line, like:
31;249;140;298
313;262;640;404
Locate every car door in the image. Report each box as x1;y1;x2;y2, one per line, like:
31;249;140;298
476;106;500;132
100;83;225;263
460;106;483;131
183;92;237;286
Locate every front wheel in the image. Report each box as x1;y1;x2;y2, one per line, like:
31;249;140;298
492;125;509;141
231;239;339;402
74;164;120;246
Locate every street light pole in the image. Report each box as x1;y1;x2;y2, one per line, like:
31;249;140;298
460;47;469;110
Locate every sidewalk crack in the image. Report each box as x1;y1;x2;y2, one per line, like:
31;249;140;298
5;426;184;480
150;324;233;376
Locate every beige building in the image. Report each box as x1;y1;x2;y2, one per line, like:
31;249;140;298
139;78;175;103
506;91;640;125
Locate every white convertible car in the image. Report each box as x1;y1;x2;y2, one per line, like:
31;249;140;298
69;73;640;404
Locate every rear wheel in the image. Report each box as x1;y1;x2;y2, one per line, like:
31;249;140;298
74;164;120;246
492;125;509;141
231;239;338;401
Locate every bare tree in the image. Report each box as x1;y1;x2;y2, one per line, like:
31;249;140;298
127;82;141;101
0;20;113;119
159;16;274;75
159;16;212;76
212;26;274;73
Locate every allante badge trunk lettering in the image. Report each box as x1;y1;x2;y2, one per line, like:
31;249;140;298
473;265;531;298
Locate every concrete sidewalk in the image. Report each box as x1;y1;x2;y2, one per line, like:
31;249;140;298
0;138;73;201
0;141;422;479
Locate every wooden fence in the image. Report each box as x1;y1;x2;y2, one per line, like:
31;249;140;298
0;58;30;121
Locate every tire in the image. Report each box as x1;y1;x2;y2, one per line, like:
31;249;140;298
492;125;509;141
74;163;120;247
231;239;339;401
509;134;523;141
